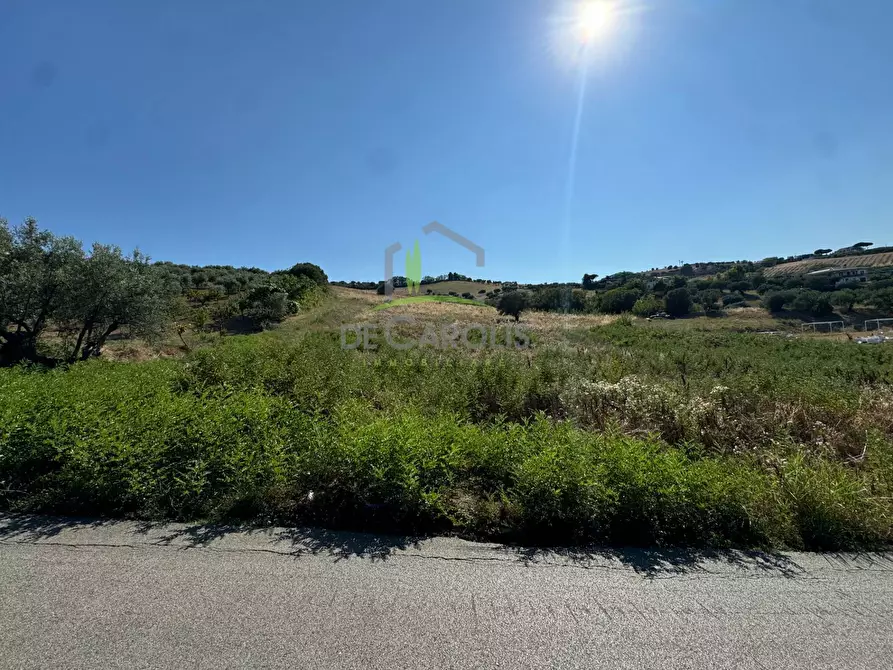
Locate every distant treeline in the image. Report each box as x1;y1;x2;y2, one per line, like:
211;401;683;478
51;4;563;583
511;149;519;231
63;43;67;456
333;272;504;292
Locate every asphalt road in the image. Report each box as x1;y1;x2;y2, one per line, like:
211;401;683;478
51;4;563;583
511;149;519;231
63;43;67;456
1;515;892;669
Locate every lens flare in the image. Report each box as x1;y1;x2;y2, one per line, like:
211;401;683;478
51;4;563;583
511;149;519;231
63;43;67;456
578;1;616;43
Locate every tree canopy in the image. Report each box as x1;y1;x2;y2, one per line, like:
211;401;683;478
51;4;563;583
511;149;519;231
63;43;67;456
287;262;329;287
495;290;526;321
664;288;692;317
0;218;173;365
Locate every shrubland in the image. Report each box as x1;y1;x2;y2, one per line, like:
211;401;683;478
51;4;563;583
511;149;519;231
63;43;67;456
2;318;891;550
3;219;893;549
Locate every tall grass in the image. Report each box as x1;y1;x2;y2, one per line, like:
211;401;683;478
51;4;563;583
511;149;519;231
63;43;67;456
1;322;891;549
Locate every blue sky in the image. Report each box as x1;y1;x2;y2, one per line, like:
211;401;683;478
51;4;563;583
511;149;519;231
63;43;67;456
2;0;892;283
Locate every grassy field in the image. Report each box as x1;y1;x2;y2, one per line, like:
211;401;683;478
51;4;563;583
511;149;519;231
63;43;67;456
374;295;488;310
764;253;893;277
2;289;892;550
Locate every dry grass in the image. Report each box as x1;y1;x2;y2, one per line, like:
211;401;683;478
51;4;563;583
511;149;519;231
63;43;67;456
331;286;382;303
522;312;621;343
358;300;494;325
101;340;185;362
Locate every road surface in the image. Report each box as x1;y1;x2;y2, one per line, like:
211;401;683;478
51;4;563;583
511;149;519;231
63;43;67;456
1;514;892;669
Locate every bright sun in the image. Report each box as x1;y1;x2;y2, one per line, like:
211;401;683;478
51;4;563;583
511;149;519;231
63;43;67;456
578;1;616;43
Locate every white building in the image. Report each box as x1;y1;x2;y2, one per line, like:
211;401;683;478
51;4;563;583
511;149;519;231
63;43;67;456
806;267;868;288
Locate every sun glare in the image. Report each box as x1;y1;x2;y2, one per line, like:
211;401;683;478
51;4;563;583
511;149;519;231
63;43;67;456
578;1;616;43
547;0;641;70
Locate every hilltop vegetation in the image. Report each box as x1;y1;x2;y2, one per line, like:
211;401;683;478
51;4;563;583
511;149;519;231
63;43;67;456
0;217;328;365
483;261;893;323
338;240;893;325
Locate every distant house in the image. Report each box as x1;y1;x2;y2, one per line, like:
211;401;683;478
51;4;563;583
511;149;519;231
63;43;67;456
833;246;861;256
806;267;868;288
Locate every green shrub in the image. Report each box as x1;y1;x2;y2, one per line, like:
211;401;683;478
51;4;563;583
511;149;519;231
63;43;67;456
599;288;640;314
9;365;884;549
286;262;328;287
787;289;834;317
3;318;893;550
830;289;857;312
632;295;662;317
763;292;788;312
239;285;297;328
699;289;723;312
722;294;744;306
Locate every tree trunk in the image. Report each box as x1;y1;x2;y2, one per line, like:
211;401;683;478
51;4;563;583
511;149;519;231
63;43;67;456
69;320;92;363
81;322;118;360
0;329;53;367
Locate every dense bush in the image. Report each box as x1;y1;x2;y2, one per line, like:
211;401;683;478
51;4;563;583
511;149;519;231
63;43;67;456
525;287;589;313
763;292;788;312
788;289;834;317
722;294;745;306
286;262;328;287
698;289;723;312
270;272;325;309
239;285;297;328
805;274;835;292
664;288;692;317
599;288;640;314
831;289;857;312
632;295;662;317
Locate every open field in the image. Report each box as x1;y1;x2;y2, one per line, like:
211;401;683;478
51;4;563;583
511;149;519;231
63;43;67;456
391;280;499;297
764;253;893;277
3;288;893;551
374;295;487;310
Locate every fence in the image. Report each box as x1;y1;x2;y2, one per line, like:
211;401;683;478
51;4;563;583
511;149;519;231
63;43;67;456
801;321;845;332
865;318;893;331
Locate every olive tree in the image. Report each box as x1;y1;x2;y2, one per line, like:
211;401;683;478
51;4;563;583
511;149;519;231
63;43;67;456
699;289;723;313
496;290;527;321
0;218;82;365
1;218;174;365
830;289;857;313
239;284;297;329
58;245;172;361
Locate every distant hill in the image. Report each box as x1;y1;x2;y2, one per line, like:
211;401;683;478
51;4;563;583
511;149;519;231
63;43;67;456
764;253;893;277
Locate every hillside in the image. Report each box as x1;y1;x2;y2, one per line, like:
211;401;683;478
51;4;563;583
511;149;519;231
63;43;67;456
763;253;893;277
